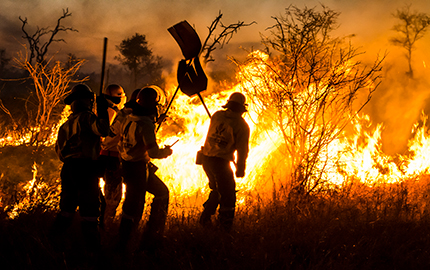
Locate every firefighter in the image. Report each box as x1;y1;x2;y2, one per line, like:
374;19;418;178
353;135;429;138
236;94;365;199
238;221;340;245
98;84;127;227
51;83;110;252
99;88;141;227
199;92;250;232
116;86;172;252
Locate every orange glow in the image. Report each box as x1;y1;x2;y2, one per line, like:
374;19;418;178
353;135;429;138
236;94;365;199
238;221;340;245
4;50;430;218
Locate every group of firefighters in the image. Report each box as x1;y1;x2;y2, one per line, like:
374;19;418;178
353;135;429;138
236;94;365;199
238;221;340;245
51;82;250;255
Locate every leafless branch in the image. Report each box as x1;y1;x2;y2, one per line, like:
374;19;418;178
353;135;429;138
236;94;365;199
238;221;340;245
201;11;256;63
19;8;78;65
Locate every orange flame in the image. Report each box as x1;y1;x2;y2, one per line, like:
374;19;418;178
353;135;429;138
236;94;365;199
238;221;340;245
4;50;430;218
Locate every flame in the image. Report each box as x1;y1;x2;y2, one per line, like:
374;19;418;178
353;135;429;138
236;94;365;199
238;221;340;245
6;162;60;219
0;106;71;147
4;50;430;218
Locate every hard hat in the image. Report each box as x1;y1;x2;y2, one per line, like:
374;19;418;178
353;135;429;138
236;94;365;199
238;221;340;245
102;84;125;105
64;84;95;105
136;85;162;107
130;88;141;102
103;84;125;98
222;92;248;112
227;92;246;106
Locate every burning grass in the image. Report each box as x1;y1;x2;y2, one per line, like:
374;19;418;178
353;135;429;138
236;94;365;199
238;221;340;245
3;111;430;268
1;48;430;267
1;182;430;269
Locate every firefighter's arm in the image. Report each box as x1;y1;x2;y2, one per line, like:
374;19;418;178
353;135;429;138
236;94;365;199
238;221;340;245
147;144;172;159
109;113;123;138
92;95;110;137
235;124;250;178
96;95;109;120
143;120;172;159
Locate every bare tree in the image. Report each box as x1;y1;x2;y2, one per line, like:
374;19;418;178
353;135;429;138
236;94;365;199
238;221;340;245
233;5;384;195
19;8;78;65
390;4;430;78
0;9;85;147
200;11;256;64
11;51;87;146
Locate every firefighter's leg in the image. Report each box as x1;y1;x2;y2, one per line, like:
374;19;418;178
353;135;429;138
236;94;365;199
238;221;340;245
49;163;78;248
217;161;236;232
99;189;106;228
103;156;123;222
200;156;221;226
200;190;220;226
81;218;101;253
49;211;75;250
117;160;147;251
116;216;134;252
79;170;102;253
140;173;169;251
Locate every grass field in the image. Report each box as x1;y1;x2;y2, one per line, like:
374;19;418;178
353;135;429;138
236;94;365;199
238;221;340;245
1;179;430;270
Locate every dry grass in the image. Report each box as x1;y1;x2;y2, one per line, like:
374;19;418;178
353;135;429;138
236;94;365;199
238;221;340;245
1;180;430;270
1;146;430;269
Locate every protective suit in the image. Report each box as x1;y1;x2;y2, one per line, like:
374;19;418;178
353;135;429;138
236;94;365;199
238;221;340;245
116;86;172;252
52;83;109;253
200;92;250;232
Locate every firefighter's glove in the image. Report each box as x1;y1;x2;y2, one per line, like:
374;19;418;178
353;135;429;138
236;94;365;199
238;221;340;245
235;169;245;178
96;95;109;120
235;163;246;178
163;146;173;158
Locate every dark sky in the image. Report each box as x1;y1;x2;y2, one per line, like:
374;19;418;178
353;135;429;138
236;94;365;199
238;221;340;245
1;0;428;71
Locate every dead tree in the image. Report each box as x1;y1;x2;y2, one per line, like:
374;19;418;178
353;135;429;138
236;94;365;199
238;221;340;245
19;8;78;65
390;4;430;78
1;9;85;147
12;51;87;146
200;11;256;64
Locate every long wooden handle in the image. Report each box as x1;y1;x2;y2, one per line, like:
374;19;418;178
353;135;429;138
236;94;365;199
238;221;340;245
99;37;108;96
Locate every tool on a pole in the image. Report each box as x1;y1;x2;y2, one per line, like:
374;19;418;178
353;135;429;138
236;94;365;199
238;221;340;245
168;139;180;148
99;37;108;96
98;38;121;104
157;20;212;132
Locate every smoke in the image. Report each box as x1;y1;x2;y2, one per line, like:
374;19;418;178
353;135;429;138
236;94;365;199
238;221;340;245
332;0;430;156
0;14;25;51
1;0;430;155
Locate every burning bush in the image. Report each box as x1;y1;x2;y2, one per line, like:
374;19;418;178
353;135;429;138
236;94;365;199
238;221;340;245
233;5;384;196
0;145;61;218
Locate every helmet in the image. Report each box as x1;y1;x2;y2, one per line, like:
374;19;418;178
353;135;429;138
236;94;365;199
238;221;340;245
103;84;125;98
130;88;141;102
136;86;161;107
64;84;95;105
222;92;247;112
103;84;125;105
227;92;246;106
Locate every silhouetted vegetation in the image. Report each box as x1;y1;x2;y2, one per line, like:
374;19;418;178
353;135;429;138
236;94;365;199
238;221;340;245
1;165;430;269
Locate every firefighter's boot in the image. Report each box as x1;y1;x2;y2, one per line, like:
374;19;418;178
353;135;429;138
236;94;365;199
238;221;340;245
199;191;219;227
199;208;213;227
81;220;101;253
49;213;73;250
115;217;134;252
139;196;168;253
219;209;235;232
